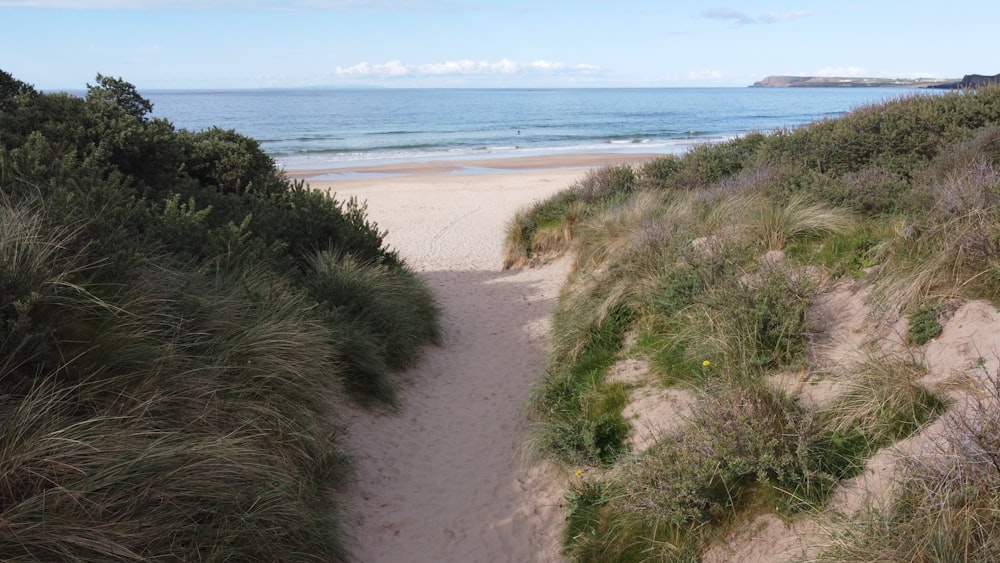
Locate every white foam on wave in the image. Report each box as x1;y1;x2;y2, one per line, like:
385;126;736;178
273;135;735;171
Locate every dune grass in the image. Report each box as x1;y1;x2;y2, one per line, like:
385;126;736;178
306;250;441;405
0;204;355;557
509;86;1000;560
503;165;639;269
0;230;354;560
816;363;1000;561
808;352;947;486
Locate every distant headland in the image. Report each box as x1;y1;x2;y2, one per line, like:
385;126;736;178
752;73;1000;89
926;74;1000;89
751;75;956;88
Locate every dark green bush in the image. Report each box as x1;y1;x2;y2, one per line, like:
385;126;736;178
637;154;682;190
576;164;638;203
677;131;767;187
813;166;919;215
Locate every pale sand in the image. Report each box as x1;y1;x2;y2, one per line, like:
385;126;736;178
306;159;630;562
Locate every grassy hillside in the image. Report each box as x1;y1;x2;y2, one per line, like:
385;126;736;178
0;71;439;560
506;86;1000;560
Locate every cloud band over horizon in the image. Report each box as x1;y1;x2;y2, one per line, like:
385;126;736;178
333;58;601;79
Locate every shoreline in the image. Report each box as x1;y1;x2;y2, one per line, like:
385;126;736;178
282;152;666;181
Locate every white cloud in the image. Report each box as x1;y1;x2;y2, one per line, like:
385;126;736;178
528;60;564;71
417;60;501;76
815;66;868;77
702;7;813;27
334;58;598;79
335;61;410;77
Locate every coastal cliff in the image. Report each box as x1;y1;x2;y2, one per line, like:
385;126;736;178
928;73;1000;89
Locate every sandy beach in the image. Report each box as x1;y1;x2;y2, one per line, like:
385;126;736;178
306;155;653;562
284;152;663;182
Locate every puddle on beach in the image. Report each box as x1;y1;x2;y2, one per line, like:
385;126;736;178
450;165;590;175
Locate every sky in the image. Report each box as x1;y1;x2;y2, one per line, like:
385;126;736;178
1;0;996;90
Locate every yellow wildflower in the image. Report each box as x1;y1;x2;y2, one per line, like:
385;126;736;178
702;360;711;367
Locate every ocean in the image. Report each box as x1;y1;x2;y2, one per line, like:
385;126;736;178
145;87;931;171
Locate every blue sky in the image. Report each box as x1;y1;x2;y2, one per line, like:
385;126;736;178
1;1;996;90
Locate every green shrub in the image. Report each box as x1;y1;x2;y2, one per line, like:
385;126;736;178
693;263;815;372
907;300;943;345
563;480;703;562
619;384;810;525
813;166;918;215
178;126;280;197
579;164;638;201
637;155;682;191
672;132;767;188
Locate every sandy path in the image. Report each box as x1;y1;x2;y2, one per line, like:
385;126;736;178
313;166;597;562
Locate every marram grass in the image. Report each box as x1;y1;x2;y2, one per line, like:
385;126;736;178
512;86;1000;561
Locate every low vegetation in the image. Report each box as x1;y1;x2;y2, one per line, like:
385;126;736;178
817;364;1000;561
0;70;440;560
508;85;1000;560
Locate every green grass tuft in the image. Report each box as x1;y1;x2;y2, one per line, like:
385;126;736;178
907;300;944;345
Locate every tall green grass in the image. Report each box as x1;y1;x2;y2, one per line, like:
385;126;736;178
0;208;351;561
503;165;639;269
0;215;353;559
306;250;441;404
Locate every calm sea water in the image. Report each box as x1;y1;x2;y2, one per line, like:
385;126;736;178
145;88;931;170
